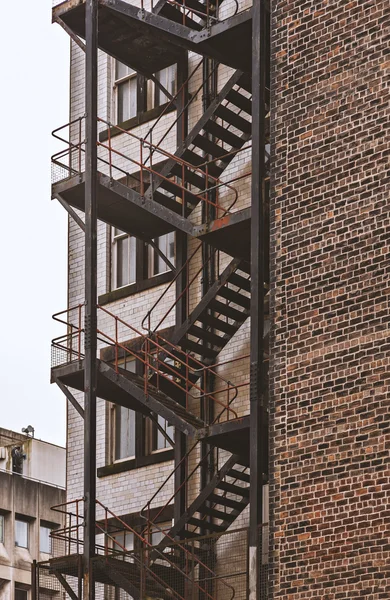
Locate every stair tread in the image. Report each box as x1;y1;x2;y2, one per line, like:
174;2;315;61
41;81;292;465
188;324;225;348
228;271;251;292
199;505;237;522
215;105;251;134
228;468;250;483
187;517;226;533
193;134;228;159
218;286;251;309
216;480;250;497
171;163;205;190
209;299;247;322
158;177;200;207
180;337;219;359
203;119;244;149
196;313;238;336
208;493;248;511
226;89;252;115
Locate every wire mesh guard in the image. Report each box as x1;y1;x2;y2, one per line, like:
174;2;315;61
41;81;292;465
37;525;268;600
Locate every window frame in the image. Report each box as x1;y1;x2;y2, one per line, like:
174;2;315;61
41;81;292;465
113;60;178;128
100;228;176;305
0;514;4;544
99;358;174;478
15;519;29;549
39;524;53;555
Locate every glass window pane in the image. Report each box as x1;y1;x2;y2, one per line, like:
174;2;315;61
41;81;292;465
116;236;129;288
118;81;130;123
116;61;133;80
15;589;28;600
115;407;135;460
0;515;4;543
40;526;52;554
15;520;28;548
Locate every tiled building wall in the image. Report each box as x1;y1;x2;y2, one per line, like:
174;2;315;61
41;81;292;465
269;1;390;597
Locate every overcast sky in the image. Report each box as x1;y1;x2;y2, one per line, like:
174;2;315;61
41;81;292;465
0;1;70;446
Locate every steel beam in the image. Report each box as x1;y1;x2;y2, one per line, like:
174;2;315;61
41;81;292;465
54;193;86;232
249;0;268;597
174;54;189;526
54;377;85;419
84;1;98;599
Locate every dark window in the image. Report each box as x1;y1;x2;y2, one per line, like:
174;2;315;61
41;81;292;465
0;515;4;544
15;587;28;600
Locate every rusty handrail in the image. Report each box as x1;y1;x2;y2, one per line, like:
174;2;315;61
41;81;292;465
51;303;239;422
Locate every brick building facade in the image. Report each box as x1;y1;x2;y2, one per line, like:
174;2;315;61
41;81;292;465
270;1;390;597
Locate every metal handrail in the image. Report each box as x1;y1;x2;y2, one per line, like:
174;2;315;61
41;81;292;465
51;304;239;422
51;498;236;600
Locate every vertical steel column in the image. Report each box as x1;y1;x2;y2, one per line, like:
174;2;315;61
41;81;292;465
174;54;188;525
249;0;267;596
84;1;98;599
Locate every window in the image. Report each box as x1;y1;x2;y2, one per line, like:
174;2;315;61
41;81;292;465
112;530;134;553
0;515;4;544
15;520;28;549
104;358;174;476
113;360;136;461
40;525;52;554
148;232;175;277
114;60;177;126
15;587;28;600
146;415;174;454
115;62;137;124
153;64;177;108
112;229;137;289
111;229;175;293
150;522;171;547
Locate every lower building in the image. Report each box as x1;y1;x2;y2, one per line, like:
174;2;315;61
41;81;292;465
0;429;66;600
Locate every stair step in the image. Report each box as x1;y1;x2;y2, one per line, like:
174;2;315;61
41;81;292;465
200;505;237;522
215;105;252;135
153;189;191;217
209;299;247;322
208;493;248;512
181;148;205;167
228;468;250;483
187;517;226;533
203;120;243;149
180;337;219;360
159;3;204;30
218;286;250;309
158;177;200;209
171;163;205;190
237;260;251;275
197;313;238;336
188;324;225;348
193;134;227;159
228;272;251;292
216;481;250;498
226;89;252;115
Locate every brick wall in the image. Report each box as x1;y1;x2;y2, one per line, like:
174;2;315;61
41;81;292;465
270;1;390;597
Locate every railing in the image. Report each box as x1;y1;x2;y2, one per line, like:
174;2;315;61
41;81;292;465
50;498;237;600
51;115;239;220
51;304;239;423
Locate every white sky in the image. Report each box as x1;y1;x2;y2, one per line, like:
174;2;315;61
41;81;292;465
0;1;70;446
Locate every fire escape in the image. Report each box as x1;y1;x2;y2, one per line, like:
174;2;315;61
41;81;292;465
37;0;270;597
